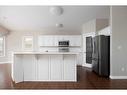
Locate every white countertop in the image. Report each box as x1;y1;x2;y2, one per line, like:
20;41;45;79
13;51;80;55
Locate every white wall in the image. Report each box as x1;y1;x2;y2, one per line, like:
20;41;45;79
110;6;127;78
0;30;81;63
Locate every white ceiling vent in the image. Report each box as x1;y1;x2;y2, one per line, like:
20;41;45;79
50;6;63;16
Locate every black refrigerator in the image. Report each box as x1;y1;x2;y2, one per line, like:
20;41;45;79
92;35;110;77
86;36;93;64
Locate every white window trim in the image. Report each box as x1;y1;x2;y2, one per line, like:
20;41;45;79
0;36;5;57
22;36;34;51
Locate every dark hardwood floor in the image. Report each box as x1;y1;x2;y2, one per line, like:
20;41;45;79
0;63;127;89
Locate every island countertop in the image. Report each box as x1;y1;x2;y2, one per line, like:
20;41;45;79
12;51;80;55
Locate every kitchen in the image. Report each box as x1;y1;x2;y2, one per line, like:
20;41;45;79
0;6;127;89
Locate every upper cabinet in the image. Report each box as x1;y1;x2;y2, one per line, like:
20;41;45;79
38;35;81;47
38;36;54;46
98;26;111;36
82;19;109;35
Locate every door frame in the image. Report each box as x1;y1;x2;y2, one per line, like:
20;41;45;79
82;32;95;68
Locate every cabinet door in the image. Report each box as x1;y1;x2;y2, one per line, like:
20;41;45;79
63;35;81;46
45;36;54;46
13;55;24;83
54;36;64;46
23;55;36;81
38;36;54;46
70;36;81;46
37;55;49;80
63;55;76;81
38;36;46;46
50;55;63;80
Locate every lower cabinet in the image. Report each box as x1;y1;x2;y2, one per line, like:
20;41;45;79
50;55;63;80
63;55;76;81
23;55;36;81
37;55;49;80
13;54;77;83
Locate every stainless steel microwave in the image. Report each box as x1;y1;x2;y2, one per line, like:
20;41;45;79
58;40;69;47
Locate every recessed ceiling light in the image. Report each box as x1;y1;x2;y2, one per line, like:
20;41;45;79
50;6;63;16
56;23;63;28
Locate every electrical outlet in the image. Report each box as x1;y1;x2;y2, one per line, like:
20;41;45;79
117;45;122;50
121;67;125;72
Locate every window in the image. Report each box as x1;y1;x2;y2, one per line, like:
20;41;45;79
0;37;5;57
22;36;33;51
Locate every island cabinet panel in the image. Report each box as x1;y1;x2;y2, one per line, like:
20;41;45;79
13;55;24;83
37;55;49;80
12;53;77;83
63;55;76;81
23;55;36;81
50;55;63;80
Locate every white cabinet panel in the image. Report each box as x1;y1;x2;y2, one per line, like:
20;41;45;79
70;36;81;46
63;55;76;81
63;35;81;46
50;55;63;80
37;55;49;80
23;55;36;81
38;36;54;46
38;35;81;47
54;36;63;46
77;52;83;66
13;55;24;83
13;53;77;82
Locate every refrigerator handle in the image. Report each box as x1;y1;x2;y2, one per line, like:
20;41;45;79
92;38;95;54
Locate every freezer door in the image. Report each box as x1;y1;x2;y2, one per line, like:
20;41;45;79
92;36;99;73
86;36;93;64
92;59;99;74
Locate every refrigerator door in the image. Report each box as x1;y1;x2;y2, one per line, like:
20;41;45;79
98;35;110;76
92;36;99;73
86;36;93;64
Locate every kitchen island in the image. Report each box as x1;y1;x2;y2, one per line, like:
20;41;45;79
12;52;78;83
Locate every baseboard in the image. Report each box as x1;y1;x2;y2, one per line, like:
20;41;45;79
110;75;127;79
0;61;12;64
82;64;92;68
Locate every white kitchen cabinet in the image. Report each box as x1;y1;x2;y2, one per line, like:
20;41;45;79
38;36;54;46
38;35;81;47
23;55;36;81
37;55;49;80
54;36;63;46
77;52;83;66
50;55;63;80
13;52;77;83
69;36;81;46
59;35;81;46
63;55;76;81
13;55;24;83
98;26;111;36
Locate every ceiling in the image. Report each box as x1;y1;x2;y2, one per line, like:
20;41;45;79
0;6;110;34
